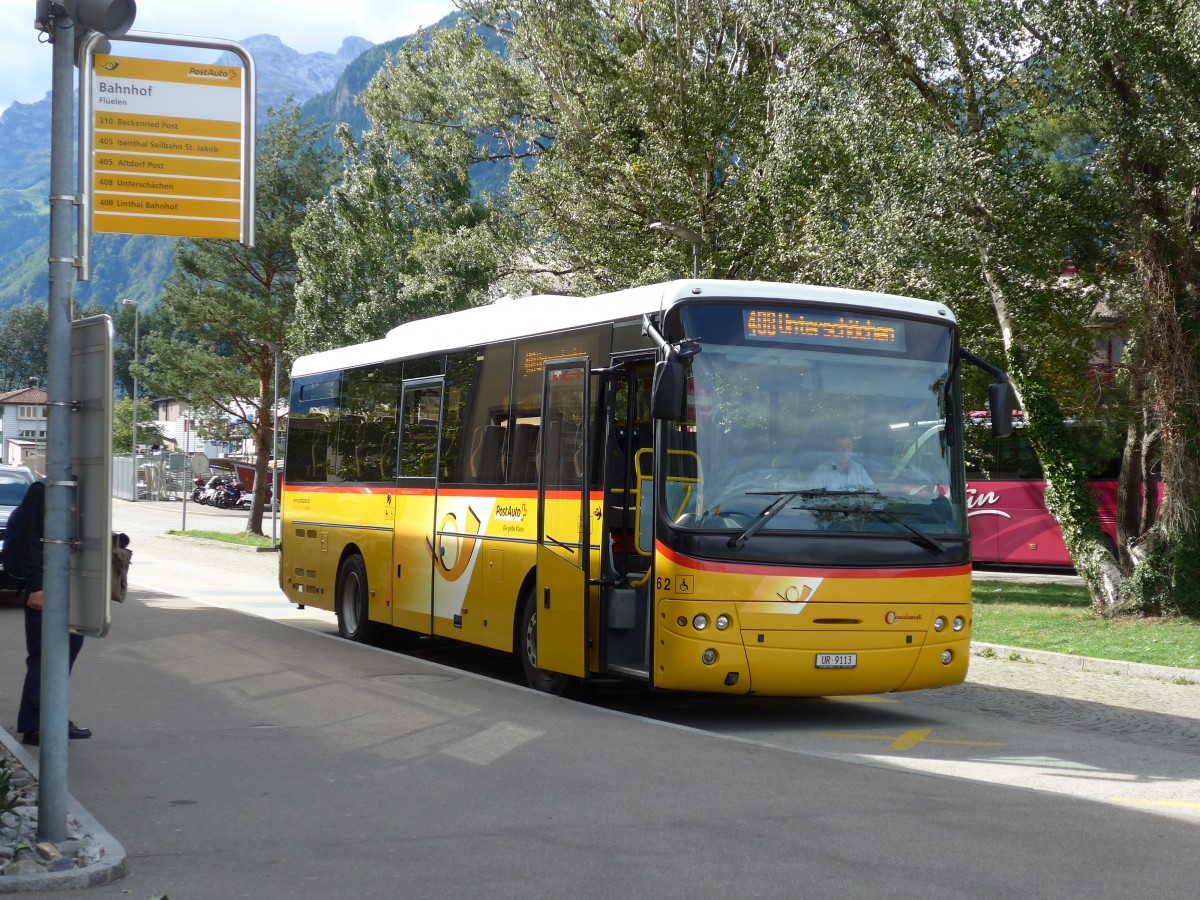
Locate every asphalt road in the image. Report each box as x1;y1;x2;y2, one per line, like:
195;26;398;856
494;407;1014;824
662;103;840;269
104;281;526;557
108;498;1200;824
5;498;1194;897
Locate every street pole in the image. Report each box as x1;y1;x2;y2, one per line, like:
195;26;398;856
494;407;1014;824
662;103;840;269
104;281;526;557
36;0;137;842
123;298;138;500
38;4;77;843
649;221;702;278
250;337;280;545
270;347;279;547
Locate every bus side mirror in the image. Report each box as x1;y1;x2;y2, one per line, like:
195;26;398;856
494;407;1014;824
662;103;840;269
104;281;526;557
989;382;1014;438
651;360;686;420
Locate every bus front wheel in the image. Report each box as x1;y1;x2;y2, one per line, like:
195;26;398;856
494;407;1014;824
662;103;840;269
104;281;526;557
518;587;575;696
336;554;373;643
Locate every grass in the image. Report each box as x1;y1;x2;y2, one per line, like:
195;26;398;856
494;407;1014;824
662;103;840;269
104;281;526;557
972;579;1200;671
167;529;275;549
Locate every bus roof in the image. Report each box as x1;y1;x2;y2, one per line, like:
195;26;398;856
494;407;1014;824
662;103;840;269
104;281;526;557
291;279;955;378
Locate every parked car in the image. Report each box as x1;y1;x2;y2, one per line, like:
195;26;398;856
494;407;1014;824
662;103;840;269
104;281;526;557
0;464;36;592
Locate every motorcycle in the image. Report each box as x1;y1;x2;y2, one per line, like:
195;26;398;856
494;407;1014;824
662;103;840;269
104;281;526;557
213;480;244;509
236;483;274;510
196;475;232;507
191;476;207;504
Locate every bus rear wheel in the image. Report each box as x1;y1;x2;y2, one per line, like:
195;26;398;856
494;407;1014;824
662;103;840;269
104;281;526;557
336;553;373;643
518;587;575;696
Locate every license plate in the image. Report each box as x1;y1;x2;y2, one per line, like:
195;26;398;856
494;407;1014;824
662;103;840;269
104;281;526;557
815;653;857;669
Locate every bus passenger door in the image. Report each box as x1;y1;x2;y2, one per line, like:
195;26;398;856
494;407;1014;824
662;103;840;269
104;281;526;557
599;358;656;679
535;358;591;678
392;378;443;634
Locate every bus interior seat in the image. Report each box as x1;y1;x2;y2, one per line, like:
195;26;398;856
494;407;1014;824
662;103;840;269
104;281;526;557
470;423;507;482
509;423;539;483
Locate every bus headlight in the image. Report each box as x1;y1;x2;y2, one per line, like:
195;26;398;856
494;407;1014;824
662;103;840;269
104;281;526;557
952;616;965;632
702;649;718;665
693;614;709;631
715;614;732;631
933;616;946;632
940;649;954;665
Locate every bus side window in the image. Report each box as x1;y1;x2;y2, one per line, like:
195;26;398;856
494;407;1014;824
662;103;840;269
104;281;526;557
339;362;401;483
447;344;513;485
399;385;442;479
287;375;341;483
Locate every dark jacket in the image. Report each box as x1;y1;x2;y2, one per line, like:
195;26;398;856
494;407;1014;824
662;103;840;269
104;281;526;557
5;481;45;593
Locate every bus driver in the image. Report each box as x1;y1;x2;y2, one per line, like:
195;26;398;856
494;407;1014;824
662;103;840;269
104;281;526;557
810;433;873;490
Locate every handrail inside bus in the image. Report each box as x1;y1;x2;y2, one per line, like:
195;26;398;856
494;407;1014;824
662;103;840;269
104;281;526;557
633;448;699;557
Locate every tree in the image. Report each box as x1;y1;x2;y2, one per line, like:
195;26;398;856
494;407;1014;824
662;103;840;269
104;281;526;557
356;1;791;294
110;299;171;402
1021;0;1200;614
292;123;493;353
140;101;336;534
0;303;48;391
337;1;1197;612
111;397;163;455
744;0;1152;612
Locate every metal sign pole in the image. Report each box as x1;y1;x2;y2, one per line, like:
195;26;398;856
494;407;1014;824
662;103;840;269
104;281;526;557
39;7;78;843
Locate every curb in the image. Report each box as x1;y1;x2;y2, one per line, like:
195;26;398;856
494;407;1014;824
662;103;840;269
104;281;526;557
0;729;127;894
972;641;1200;685
163;532;271;553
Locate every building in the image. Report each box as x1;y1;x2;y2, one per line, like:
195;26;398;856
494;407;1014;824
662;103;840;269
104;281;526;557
0;387;47;473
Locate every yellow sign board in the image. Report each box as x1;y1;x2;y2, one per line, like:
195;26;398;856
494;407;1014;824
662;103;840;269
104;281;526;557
91;55;246;240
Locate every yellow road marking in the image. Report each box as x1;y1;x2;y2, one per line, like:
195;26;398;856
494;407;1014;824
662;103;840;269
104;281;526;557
821;728;1004;751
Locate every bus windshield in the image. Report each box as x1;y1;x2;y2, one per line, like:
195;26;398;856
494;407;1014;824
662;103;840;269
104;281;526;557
665;302;967;541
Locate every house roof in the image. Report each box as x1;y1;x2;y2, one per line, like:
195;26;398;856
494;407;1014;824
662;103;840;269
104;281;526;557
0;387;48;406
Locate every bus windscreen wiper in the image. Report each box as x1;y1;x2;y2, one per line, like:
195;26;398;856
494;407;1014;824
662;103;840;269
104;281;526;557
728;489;946;555
862;508;946;555
728;491;809;550
726;489;865;550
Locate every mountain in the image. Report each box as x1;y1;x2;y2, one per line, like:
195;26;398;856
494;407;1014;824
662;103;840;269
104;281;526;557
301;12;463;141
300;11;512;195
0;32;381;312
220;34;375;114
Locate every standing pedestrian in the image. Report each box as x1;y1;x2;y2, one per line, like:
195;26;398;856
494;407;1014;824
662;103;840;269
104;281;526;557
7;481;91;745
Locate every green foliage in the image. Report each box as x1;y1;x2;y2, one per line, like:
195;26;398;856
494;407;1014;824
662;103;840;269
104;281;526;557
351;2;794;296
1025;1;1200;565
112;397;165;454
166;529;273;548
0;303;48;390
292;124;490;352
973;579;1200;669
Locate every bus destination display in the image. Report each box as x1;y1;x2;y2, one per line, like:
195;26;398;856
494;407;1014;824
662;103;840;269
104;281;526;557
744;309;907;351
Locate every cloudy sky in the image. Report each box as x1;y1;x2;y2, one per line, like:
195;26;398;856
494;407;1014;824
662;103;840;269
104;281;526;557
0;0;457;115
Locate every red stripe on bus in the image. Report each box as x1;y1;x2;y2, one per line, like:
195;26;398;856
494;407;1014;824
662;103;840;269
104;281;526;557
655;542;971;579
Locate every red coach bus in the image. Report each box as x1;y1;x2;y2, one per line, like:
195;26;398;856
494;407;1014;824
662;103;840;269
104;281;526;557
964;416;1154;567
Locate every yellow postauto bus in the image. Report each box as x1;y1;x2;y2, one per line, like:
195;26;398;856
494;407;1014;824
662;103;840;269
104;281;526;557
279;280;1012;696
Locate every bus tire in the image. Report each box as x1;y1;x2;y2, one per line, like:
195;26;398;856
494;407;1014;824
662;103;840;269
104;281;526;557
518;586;575;696
336;553;373;644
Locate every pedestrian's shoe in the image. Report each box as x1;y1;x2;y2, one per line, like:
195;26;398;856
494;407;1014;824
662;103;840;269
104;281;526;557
19;724;91;743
